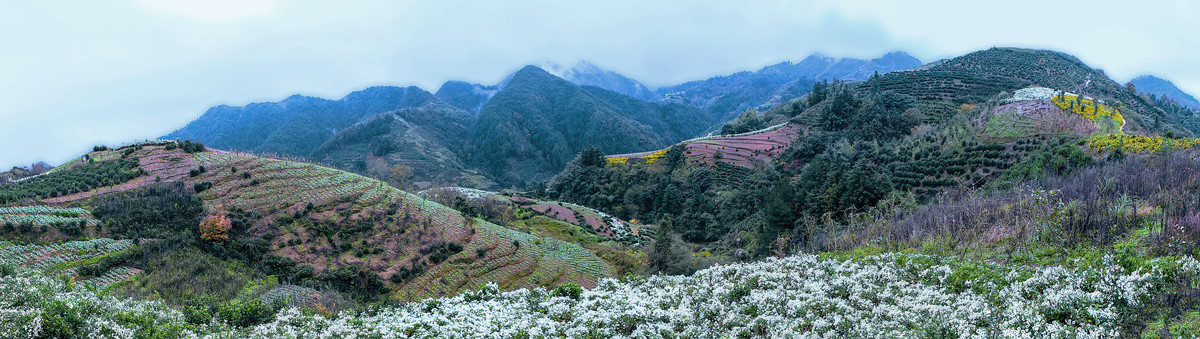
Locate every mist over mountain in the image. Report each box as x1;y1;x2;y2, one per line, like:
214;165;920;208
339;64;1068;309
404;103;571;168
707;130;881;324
434;81;501;115
12;1;1200;337
541;61;655;100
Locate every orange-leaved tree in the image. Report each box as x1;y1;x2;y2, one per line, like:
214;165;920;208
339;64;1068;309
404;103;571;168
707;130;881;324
199;209;232;242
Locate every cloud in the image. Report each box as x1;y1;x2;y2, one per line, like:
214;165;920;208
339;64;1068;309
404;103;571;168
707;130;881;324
134;0;278;22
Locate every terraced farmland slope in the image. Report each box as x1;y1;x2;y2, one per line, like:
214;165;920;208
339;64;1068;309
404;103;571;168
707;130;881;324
419;187;643;242
0;238;140;289
862;47;1179;137
192;148;615;298
605;123;804;170
3;143;616;300
0;206;100;237
983;87;1123;139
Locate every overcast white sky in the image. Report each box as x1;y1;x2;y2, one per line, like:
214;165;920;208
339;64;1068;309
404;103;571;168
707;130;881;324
2;0;1198;168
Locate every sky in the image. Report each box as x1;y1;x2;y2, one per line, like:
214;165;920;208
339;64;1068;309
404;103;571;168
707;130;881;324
2;0;1199;169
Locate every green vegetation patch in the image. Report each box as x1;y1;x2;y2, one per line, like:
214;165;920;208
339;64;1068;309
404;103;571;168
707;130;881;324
0;158;143;204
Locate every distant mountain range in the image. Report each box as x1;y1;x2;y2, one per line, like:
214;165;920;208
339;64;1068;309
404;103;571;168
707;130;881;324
164;86;438;157
1130;75;1200;111
163;52;922;188
655;51;922;120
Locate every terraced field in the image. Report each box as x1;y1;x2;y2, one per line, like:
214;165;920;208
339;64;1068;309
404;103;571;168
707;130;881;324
985;99;1098;139
985;88;1128;141
861;48;1162;131
0;238;140;289
190;151;396;214
184;150;615;299
394;220;611;298
606;123;804;169
2;144;615;300
42;144;196;205
419;187;642;241
0;206;98;228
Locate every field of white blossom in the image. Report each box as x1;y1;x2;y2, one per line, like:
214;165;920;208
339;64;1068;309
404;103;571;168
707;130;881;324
3;252;1196;338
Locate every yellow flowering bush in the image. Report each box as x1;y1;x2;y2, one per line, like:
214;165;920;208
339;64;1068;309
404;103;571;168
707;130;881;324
1052;93;1124;127
642;149;668;164
605;157;628;165
1086;134;1200;153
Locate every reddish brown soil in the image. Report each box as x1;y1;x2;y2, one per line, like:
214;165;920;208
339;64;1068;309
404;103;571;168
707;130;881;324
607;123;805;169
43;146;195;205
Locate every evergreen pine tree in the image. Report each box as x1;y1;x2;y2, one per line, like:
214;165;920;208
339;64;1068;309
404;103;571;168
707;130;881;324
649;221;678;273
763;179;796;230
820;88;857;131
840;159;891;211
578;146;606;168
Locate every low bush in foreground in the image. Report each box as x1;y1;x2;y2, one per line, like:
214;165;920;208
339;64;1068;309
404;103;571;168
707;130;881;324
3;252;1196;338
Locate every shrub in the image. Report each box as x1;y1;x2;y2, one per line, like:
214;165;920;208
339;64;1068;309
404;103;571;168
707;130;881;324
313;265;388;300
93;182;204;239
60;223;83;237
179;140;206;153
1086;134;1200;153
40;299;85;338
194;182;213;193
551;283;583;300
199;212;232;242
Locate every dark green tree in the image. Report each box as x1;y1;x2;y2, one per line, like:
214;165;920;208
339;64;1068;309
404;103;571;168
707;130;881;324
762;179;797;230
799;152;849;216
819;88;858;131
808;81;829;105
577;146;606;168
648;221;681;274
452;196;481;219
839;158;892;212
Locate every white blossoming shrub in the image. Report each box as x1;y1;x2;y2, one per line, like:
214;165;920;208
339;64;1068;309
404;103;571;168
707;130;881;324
227;253;1186;338
1;253;1194;338
0;270;195;338
1003;87;1059;103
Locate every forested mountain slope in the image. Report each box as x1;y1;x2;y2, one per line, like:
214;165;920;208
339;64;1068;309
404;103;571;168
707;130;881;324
165;86;437;156
1131;75;1200;111
468;66;713;186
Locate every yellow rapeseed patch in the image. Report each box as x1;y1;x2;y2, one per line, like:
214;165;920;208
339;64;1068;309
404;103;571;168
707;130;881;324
1051;94;1124;126
1086;134;1200;153
642;149;669;164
